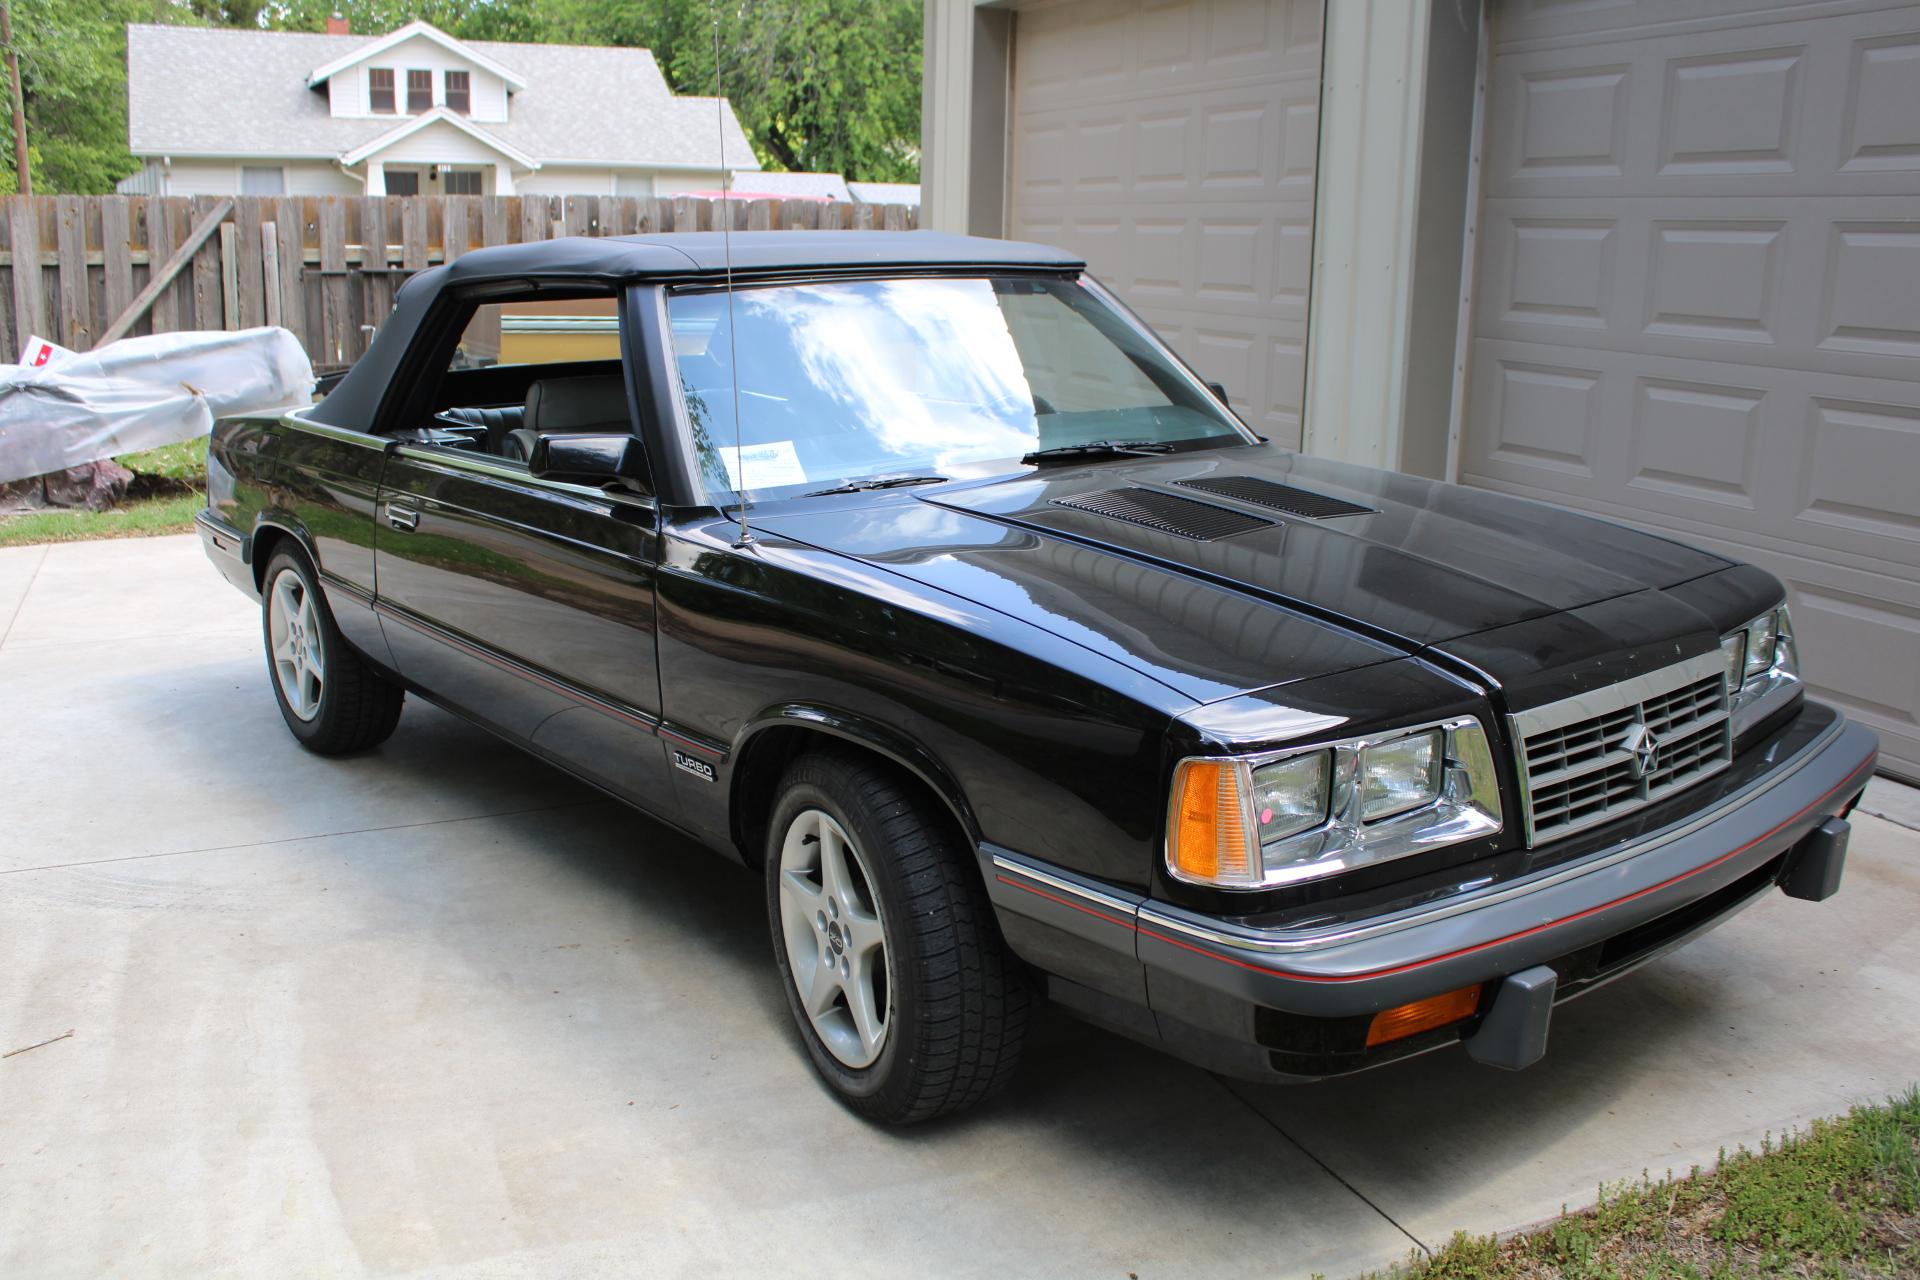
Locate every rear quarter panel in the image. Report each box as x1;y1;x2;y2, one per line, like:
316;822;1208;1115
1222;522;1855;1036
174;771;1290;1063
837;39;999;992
209;413;393;670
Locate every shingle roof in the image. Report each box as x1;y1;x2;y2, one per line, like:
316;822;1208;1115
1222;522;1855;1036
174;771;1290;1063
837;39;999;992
125;24;758;170
727;170;852;202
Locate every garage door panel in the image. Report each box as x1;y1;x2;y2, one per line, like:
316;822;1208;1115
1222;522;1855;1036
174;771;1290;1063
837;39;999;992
1785;581;1920;746
1012;76;1320;207
1015;0;1318;104
1474;196;1920;382
1484;4;1920;198
1841;28;1920;173
1496;0;1823;46
1465;339;1920;573
1010;0;1319;452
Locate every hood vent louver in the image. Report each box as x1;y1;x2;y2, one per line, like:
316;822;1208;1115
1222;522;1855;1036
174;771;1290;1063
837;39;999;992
1052;488;1274;541
1174;476;1376;519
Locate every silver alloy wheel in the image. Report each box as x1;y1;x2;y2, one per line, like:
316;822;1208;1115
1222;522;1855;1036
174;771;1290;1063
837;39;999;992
777;807;892;1068
267;566;325;722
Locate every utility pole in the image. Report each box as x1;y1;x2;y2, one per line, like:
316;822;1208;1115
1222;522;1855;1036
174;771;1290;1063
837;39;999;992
0;2;26;196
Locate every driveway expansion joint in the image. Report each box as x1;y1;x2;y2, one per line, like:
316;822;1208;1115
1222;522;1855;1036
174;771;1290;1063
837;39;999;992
0;543;50;650
1212;1073;1433;1258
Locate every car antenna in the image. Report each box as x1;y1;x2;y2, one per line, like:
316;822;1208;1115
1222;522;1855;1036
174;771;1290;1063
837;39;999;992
711;1;752;548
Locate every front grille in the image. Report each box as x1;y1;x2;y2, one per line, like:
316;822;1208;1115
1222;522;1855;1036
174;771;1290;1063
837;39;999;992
1510;652;1732;845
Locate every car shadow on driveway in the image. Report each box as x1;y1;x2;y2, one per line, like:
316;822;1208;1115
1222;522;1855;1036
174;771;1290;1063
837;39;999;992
337;707;1727;1238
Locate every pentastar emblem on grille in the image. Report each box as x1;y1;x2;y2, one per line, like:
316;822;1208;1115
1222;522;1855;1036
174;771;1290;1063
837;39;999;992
1619;722;1661;780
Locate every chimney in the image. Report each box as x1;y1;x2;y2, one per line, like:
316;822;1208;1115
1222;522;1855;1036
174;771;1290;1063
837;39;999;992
326;13;350;35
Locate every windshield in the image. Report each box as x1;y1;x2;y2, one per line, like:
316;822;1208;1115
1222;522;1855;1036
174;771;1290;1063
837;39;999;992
667;276;1249;499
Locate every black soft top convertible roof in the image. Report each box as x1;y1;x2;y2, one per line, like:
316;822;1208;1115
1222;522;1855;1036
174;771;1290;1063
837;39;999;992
308;231;1085;428
442;230;1085;282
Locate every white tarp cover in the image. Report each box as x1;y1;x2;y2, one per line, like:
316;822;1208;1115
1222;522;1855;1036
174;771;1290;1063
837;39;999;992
0;327;314;484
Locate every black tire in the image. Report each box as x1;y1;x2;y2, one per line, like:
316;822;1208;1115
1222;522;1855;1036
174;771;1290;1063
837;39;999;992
260;547;403;754
764;750;1030;1124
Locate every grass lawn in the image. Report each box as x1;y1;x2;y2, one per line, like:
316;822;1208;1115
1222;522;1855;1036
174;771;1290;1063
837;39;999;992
1365;1087;1920;1279
0;440;207;549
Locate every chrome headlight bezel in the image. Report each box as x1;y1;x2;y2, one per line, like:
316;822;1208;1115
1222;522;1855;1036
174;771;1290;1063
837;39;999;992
1165;716;1505;891
1723;604;1799;738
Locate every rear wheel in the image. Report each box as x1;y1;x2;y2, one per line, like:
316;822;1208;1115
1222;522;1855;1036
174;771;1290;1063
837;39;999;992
261;548;403;754
765;750;1029;1124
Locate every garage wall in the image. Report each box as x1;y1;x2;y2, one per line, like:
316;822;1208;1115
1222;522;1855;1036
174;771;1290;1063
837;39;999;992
1004;0;1322;448
1460;0;1920;780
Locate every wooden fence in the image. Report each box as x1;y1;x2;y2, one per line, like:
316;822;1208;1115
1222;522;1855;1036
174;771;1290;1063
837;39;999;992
0;193;919;372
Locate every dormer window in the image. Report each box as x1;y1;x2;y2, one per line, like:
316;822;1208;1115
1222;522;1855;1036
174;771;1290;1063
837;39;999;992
407;69;432;113
369;68;395;114
445;71;471;116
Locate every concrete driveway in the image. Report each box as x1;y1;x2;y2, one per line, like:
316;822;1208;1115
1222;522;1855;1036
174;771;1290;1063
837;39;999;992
3;533;1917;1280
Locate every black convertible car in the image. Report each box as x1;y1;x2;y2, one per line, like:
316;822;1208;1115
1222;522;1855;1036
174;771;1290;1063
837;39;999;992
198;231;1878;1123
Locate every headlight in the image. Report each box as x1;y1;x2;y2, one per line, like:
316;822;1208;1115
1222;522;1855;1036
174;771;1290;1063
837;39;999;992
1360;730;1441;821
1251;752;1330;843
1720;631;1746;693
1744;611;1776;677
1722;604;1799;737
1167;718;1504;890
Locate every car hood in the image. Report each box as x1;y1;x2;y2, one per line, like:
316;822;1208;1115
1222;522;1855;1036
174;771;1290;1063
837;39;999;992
753;444;1731;705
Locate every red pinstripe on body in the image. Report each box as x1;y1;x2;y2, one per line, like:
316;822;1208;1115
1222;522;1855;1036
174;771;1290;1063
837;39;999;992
996;755;1874;984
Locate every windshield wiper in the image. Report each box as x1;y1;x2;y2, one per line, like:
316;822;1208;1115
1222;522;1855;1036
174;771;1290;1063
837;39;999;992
805;473;948;497
1021;440;1176;465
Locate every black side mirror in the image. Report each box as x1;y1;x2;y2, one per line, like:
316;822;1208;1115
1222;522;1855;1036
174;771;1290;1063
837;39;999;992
528;432;650;494
1206;380;1230;404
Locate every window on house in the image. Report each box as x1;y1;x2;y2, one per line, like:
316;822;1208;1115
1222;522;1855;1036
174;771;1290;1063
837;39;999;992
240;166;285;196
384;170;420;196
445;71;471;116
369;68;395;113
443;169;484;195
407;69;432;114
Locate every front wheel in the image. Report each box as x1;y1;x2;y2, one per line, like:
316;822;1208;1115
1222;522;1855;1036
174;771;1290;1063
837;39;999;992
765;751;1030;1124
261;548;403;754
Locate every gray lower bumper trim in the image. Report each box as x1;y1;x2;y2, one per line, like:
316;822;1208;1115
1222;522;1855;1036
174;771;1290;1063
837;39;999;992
986;706;1877;1021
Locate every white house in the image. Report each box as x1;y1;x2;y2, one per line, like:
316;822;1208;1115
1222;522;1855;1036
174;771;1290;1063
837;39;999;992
921;0;1920;779
122;19;758;198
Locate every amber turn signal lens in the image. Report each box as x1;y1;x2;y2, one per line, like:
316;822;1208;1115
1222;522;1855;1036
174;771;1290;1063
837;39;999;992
1365;984;1482;1048
1167;760;1256;885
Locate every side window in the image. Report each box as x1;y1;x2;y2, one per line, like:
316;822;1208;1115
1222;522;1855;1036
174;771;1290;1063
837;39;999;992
406;293;629;467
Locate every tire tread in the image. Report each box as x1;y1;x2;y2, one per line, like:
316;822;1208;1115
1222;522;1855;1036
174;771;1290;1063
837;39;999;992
770;749;1030;1124
263;549;403;755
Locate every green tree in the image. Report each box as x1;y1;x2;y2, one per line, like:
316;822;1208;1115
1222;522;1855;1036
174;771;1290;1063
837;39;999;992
263;0;542;43
1;0;174;194
497;0;921;180
657;0;921;182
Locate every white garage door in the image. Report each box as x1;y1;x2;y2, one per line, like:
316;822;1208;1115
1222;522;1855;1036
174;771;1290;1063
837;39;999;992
1462;0;1920;780
1005;0;1322;447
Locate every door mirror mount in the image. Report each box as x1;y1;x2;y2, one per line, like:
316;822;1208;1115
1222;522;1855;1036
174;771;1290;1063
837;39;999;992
527;432;651;495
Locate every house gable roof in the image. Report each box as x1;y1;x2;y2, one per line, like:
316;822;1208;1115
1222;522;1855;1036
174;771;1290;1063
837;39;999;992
306;20;528;91
340;108;539;170
125;24;760;171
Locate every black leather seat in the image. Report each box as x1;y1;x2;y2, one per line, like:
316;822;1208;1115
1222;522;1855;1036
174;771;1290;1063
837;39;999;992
437;404;525;457
504;374;632;464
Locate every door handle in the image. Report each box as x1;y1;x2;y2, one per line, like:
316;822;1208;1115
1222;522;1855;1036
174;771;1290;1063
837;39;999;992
385;503;419;532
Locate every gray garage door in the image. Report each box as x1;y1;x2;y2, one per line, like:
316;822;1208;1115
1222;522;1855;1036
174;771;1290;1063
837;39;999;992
1005;0;1322;448
1462;0;1920;780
